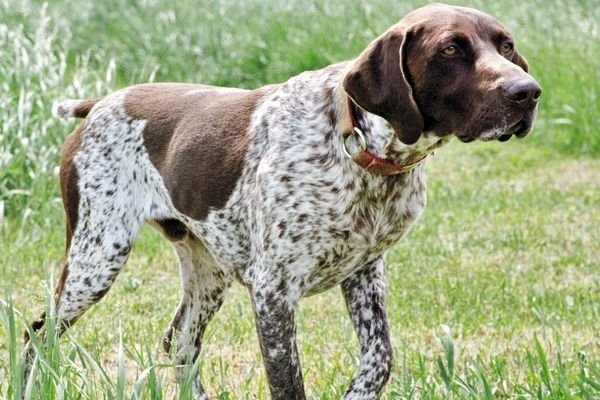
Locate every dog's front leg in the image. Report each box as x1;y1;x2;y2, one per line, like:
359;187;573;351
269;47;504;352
341;257;393;399
248;278;305;400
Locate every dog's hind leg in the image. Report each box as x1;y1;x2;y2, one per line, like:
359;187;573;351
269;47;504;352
162;235;231;400
22;162;142;385
22;128;83;383
23;100;170;385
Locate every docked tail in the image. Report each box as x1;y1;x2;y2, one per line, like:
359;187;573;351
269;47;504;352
52;98;101;119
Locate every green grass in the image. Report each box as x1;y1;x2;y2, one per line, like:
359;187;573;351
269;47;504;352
1;0;599;398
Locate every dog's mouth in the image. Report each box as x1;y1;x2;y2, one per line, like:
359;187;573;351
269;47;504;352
496;120;525;142
456;114;535;143
502;117;533;140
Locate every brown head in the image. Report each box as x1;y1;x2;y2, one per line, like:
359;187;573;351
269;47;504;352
343;3;541;144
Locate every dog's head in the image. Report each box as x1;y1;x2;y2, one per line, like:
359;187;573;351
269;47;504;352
343;3;541;144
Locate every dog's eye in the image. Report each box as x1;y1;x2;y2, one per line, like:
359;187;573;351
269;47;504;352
501;42;514;55
442;45;459;56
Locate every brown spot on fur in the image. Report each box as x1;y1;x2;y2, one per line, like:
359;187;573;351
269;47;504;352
60;125;83;251
124;84;277;220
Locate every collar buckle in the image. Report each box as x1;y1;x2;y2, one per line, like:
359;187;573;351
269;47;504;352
342;126;367;159
344;96;427;176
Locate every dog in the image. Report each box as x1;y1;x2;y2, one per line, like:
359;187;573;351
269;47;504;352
24;4;540;399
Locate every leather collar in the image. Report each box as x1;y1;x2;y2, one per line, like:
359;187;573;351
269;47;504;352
343;96;427;176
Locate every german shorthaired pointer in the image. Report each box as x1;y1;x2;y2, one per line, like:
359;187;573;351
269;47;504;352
24;4;540;399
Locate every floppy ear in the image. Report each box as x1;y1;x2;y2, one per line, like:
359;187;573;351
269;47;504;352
343;29;423;145
512;48;529;72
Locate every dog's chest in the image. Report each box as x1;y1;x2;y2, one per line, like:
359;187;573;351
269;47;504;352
298;170;427;294
189;164;427;296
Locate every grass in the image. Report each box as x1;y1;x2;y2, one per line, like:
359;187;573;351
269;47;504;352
0;0;599;398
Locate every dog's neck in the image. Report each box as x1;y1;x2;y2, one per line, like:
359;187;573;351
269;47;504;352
334;84;452;171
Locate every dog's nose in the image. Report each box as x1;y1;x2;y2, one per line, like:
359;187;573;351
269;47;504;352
504;79;542;107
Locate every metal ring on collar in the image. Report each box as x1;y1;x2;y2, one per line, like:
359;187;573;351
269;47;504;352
342;127;367;159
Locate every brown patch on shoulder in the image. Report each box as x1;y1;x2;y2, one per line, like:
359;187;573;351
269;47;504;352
124;83;276;220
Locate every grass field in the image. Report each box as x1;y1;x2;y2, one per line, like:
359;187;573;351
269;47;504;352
1;0;599;398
